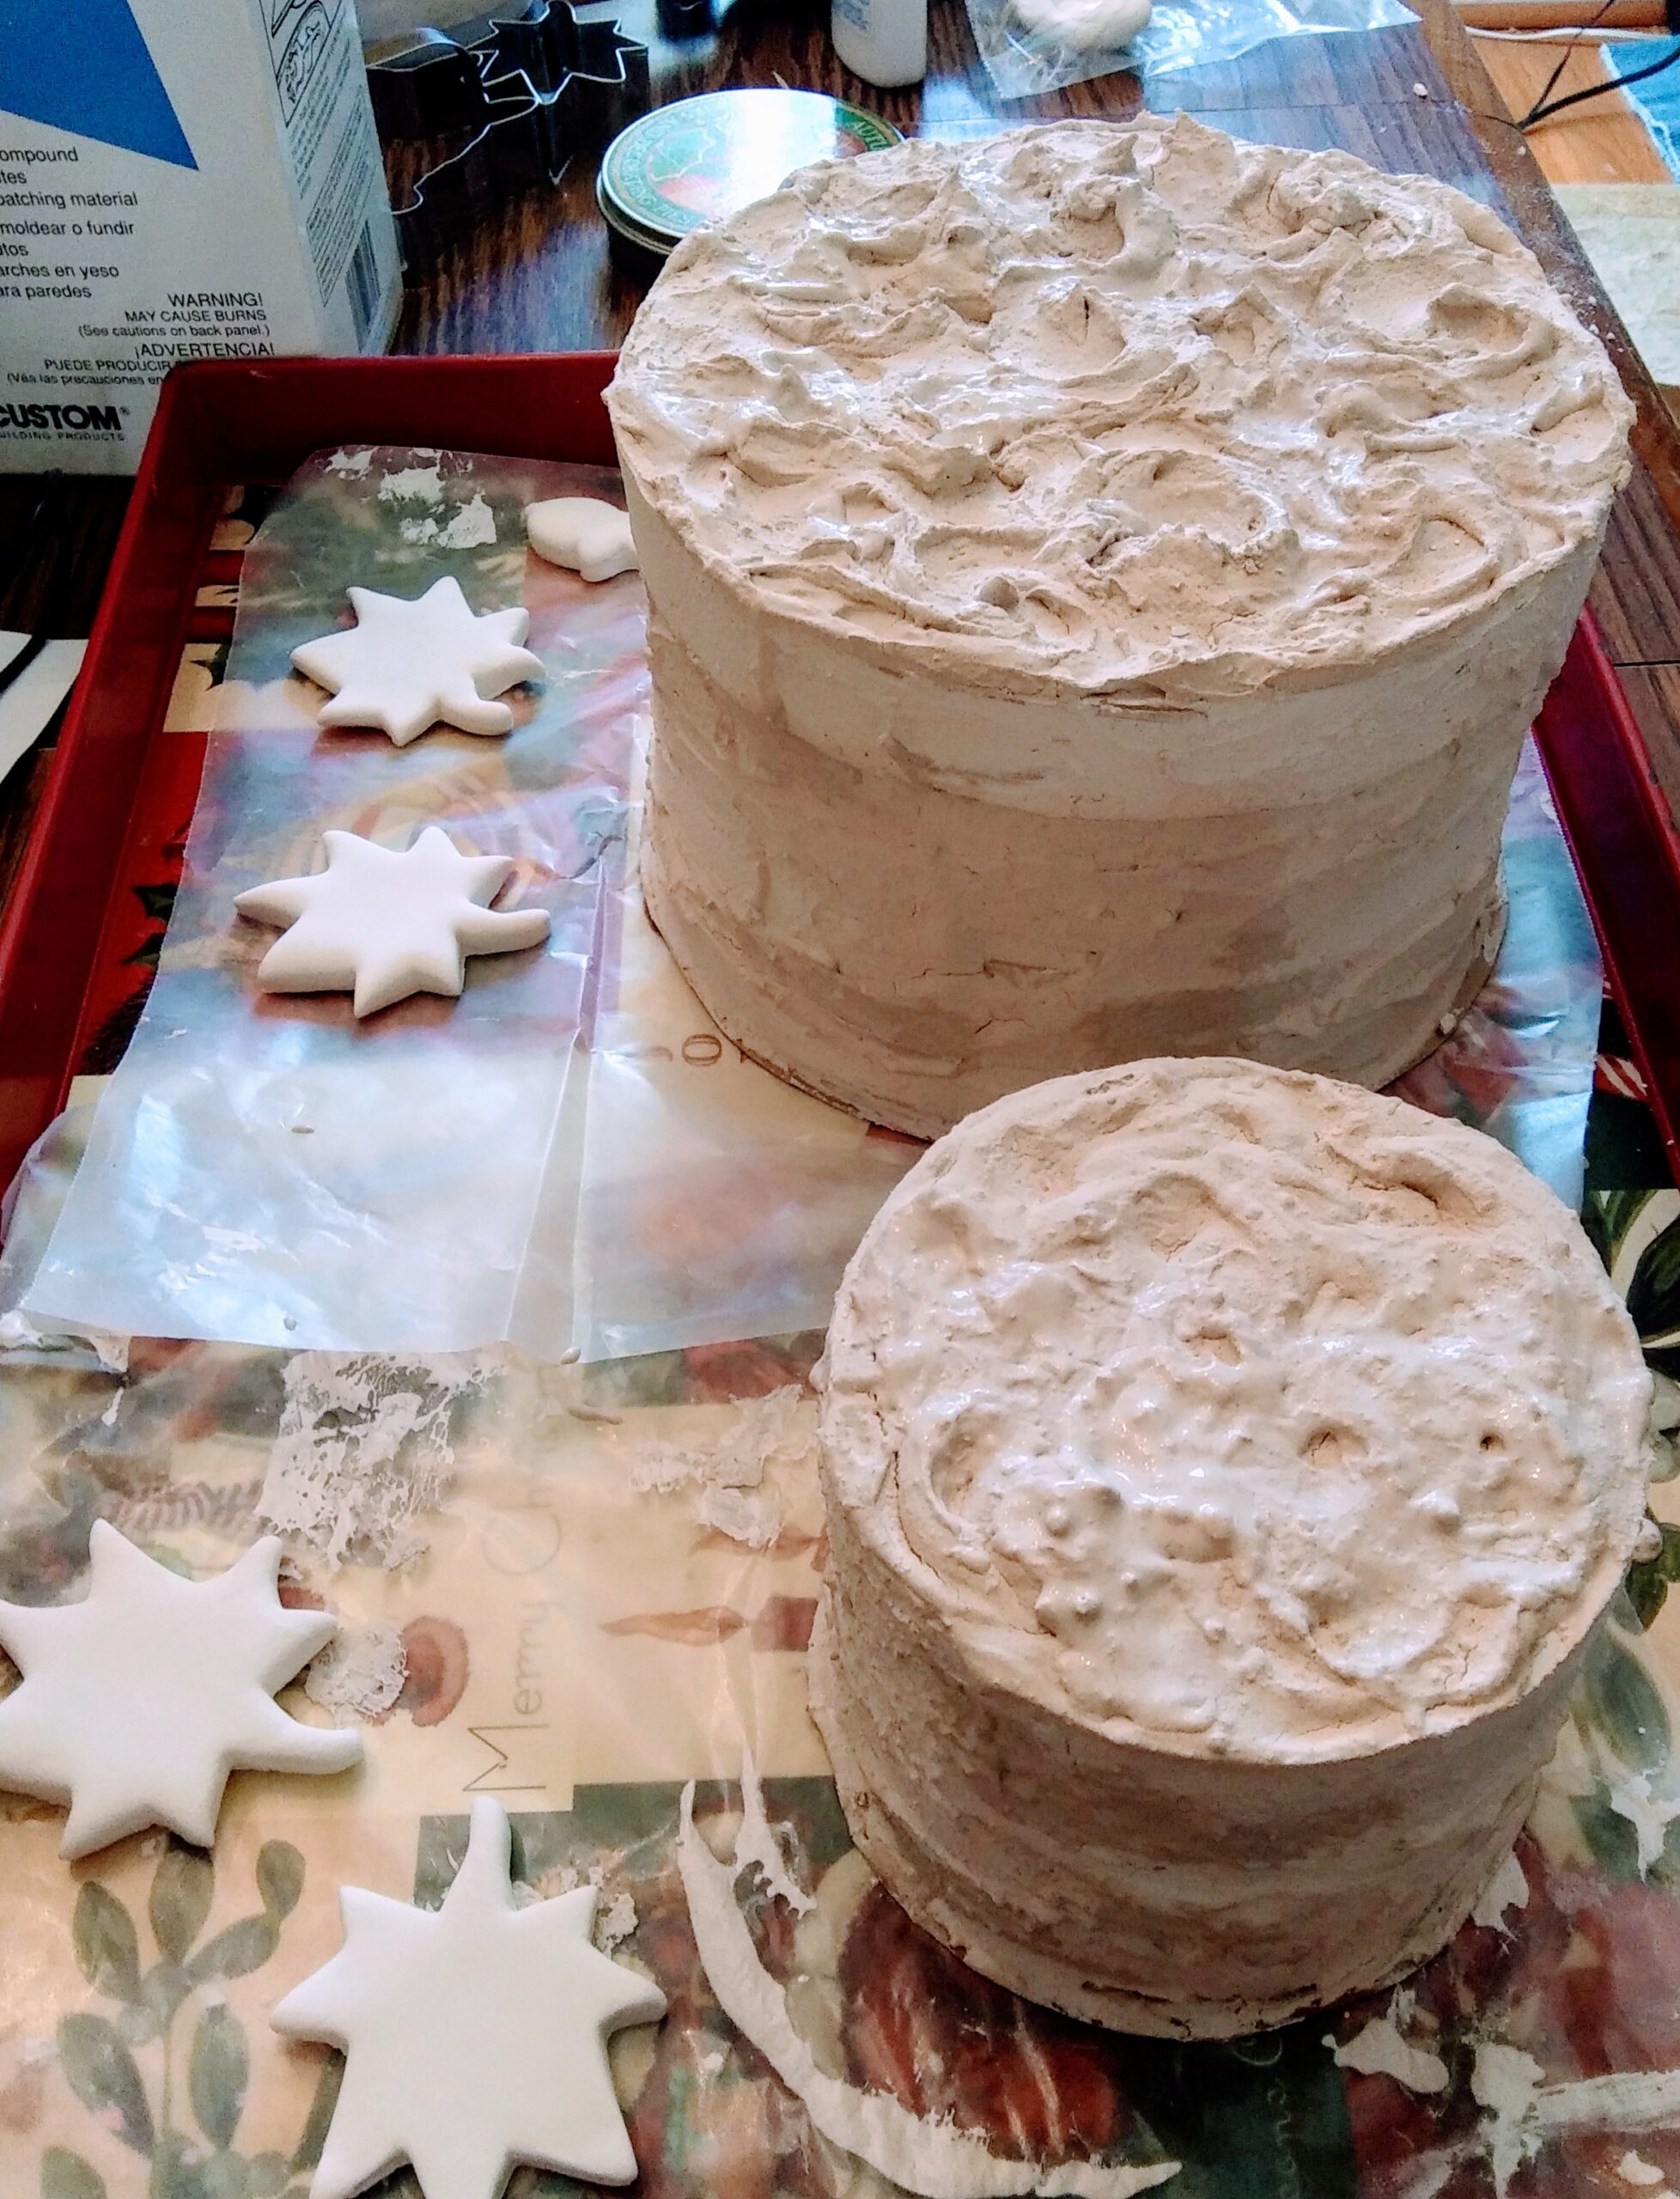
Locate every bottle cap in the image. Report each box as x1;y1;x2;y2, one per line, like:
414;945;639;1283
597;88;901;262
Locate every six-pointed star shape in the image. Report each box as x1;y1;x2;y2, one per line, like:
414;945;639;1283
272;1794;667;2199
235;826;551;1018
0;1523;361;1860
292;576;545;746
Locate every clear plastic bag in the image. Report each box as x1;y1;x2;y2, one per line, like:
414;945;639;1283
964;0;1411;102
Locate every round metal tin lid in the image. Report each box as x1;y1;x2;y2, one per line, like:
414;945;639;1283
597;88;901;257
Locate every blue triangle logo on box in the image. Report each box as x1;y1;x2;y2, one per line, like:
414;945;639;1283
0;0;197;170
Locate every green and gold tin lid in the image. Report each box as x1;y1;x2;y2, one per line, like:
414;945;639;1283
597;88;901;261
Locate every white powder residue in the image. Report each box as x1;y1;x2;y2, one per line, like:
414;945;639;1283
541;1862;638;1949
1471;1849;1530;1932
1328;2010;1448;2094
677;1781;1179;2199
304;1621;408;1720
379;463;445;504
630;1387;813;1550
327;448;374;478
397;496;498;550
259;1353;487;1567
1473;2045;1680;2196
598;1890;637;1949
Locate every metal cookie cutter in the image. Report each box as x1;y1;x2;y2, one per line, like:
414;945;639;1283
369;0;651;271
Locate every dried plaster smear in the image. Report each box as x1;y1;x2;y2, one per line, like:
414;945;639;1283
677;1762;1179;2199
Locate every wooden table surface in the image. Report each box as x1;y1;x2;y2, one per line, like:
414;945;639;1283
3;0;1680;890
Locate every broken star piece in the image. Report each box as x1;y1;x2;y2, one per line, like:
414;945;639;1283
235;825;551;1019
292;576;544;746
272;1794;667;2199
0;1522;361;1861
525;496;639;582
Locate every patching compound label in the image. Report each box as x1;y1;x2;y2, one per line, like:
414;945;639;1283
0;0;399;471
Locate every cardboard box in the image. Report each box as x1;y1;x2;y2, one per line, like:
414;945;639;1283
0;0;401;472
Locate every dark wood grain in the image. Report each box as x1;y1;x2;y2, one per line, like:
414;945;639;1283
1618;664;1680;840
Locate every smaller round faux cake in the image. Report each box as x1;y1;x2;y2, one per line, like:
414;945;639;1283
810;1059;1653;2038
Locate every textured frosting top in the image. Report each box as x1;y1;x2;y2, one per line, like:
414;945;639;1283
822;1061;1651;1759
609;116;1631;695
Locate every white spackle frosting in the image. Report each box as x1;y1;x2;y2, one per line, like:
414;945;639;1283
611;115;1630;696
824;1059;1652;1759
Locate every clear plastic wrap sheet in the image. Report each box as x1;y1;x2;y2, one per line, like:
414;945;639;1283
17;448;644;1358
1391;738;1604;1215
2;1218;1680;2199
0;437;1604;1366
963;0;1411;103
569;800;922;1364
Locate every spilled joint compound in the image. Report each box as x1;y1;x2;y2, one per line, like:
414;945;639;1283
1470;1849;1529;1933
735;1749;813;1916
545;1861;639;1950
1327;1990;1448;2094
627;1386;814;1550
304;1621;408;1721
1473;2044;1680;2197
676;1779;1179;2199
1598;1736;1680;1875
260;1351;494;1567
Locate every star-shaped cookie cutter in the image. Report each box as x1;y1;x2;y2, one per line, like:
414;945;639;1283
369;0;651;271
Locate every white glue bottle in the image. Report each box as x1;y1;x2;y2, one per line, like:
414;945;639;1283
832;0;928;88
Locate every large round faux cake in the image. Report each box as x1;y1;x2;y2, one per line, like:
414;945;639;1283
809;1059;1652;2038
607;116;1632;1139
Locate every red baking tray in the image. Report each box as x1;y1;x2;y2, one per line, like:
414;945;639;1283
0;353;617;1205
1;351;1678;1211
1535;615;1680;1179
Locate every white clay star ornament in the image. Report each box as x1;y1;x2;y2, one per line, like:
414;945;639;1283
0;1523;361;1861
292;576;545;745
272;1795;667;2199
524;496;639;582
235;826;551;1018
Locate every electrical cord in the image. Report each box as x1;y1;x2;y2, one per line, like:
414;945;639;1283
1517;9;1680;125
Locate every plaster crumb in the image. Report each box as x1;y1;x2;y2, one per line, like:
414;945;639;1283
1329;2013;1448;2094
630;1386;813;1549
378;463;445;504
1635;1517;1664;1562
305;1621;408;1721
1471;1849;1529;1932
597;1891;637;1949
259;1353;487;1568
677;1782;1179;2199
1621;2154;1667;2189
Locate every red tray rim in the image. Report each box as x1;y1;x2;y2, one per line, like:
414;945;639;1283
0;353;618;1206
3;353;1678;1218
